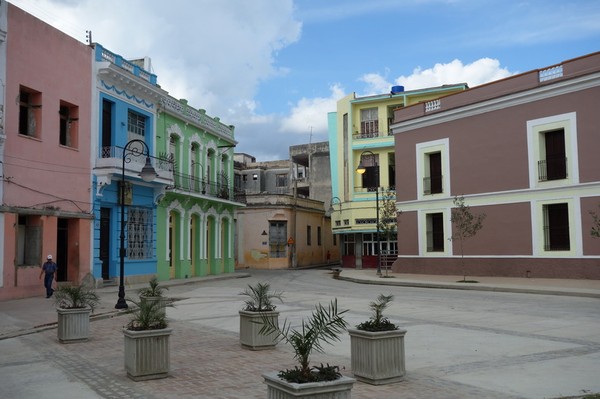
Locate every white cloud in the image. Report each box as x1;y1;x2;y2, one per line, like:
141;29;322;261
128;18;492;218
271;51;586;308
11;0;302;120
279;84;345;135
359;58;515;94
359;72;391;95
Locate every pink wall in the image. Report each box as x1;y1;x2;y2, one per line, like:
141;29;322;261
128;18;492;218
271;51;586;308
5;5;92;210
1;5;93;299
450;203;532;256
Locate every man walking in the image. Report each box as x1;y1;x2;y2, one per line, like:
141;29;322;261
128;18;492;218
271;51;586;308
39;255;57;298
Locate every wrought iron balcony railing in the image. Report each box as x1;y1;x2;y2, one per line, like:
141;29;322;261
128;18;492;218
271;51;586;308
170;171;239;201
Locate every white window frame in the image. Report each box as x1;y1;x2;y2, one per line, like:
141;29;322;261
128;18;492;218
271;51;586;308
527;112;578;189
531;198;581;257
416;139;450;200
418;208;452;257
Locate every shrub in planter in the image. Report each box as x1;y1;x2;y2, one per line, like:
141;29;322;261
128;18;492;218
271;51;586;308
54;283;100;343
238;282;283;350
259;299;355;398
123;297;173;381
348;294;407;385
137;277;169;317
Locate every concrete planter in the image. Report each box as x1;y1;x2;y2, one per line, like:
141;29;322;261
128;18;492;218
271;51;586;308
239;310;279;350
263;372;355;399
348;327;407;385
123;328;172;381
57;307;92;343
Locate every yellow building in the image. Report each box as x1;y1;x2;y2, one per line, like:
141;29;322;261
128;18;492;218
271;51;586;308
328;84;468;271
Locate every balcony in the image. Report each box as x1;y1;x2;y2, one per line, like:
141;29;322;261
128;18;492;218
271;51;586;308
423;175;443;195
95;146;173;184
170;171;237;202
538;158;567;181
353;131;381;140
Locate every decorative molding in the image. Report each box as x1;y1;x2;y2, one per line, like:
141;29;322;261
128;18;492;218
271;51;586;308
100;80;154;109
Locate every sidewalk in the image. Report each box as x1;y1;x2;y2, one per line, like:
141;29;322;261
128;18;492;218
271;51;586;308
1;268;598;340
337;269;600;299
0;272;252;340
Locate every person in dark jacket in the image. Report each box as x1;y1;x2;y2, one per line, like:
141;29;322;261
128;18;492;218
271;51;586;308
39;254;57;298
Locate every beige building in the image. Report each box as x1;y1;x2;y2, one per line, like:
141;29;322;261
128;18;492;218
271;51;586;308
234;145;339;269
235;194;337;269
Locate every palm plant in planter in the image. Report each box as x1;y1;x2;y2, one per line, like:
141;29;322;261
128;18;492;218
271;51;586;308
54;283;100;343
123;297;173;381
239;282;283;350
348;294;407;385
137;277;169;317
259;299;355;399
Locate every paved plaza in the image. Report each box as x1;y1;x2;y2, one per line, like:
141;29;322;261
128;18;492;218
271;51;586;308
1;268;599;399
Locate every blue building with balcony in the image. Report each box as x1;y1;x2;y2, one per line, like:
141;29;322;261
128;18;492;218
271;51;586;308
91;44;172;287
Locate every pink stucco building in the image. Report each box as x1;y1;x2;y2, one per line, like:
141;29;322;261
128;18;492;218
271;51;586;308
391;52;600;279
0;3;93;300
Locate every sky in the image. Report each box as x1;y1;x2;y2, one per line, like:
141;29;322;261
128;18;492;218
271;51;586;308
8;0;600;160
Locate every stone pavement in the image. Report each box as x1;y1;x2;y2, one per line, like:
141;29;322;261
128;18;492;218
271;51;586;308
1;268;599;399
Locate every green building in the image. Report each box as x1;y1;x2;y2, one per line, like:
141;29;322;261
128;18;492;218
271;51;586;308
155;97;242;281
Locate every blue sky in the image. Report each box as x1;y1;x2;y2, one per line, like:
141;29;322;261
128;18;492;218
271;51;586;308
9;0;600;160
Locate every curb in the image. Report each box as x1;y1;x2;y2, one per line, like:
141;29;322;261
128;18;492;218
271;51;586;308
337;275;600;299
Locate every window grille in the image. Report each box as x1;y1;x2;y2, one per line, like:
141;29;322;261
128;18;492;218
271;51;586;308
127;207;153;259
543;203;570;251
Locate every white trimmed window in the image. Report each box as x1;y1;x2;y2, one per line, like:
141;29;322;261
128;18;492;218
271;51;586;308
426;212;445;252
532;198;578;256
527;112;578;188
418;209;451;256
416;139;450;199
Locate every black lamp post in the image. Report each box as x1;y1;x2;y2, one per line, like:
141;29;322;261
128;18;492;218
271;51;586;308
115;139;158;310
356;150;381;276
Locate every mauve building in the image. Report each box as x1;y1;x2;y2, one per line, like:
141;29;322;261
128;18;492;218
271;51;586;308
390;52;600;279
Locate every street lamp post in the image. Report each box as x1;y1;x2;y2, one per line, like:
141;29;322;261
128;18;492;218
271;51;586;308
115;139;158;310
356;150;381;276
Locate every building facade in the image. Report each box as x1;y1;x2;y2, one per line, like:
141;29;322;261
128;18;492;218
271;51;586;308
328;85;468;270
91;44;172;286
234;150;337;269
1;3;94;299
391;52;600;279
156;96;240;280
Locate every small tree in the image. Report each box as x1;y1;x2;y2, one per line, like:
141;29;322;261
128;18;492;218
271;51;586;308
377;188;400;243
450;195;486;282
590;205;600;238
377;188;401;276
